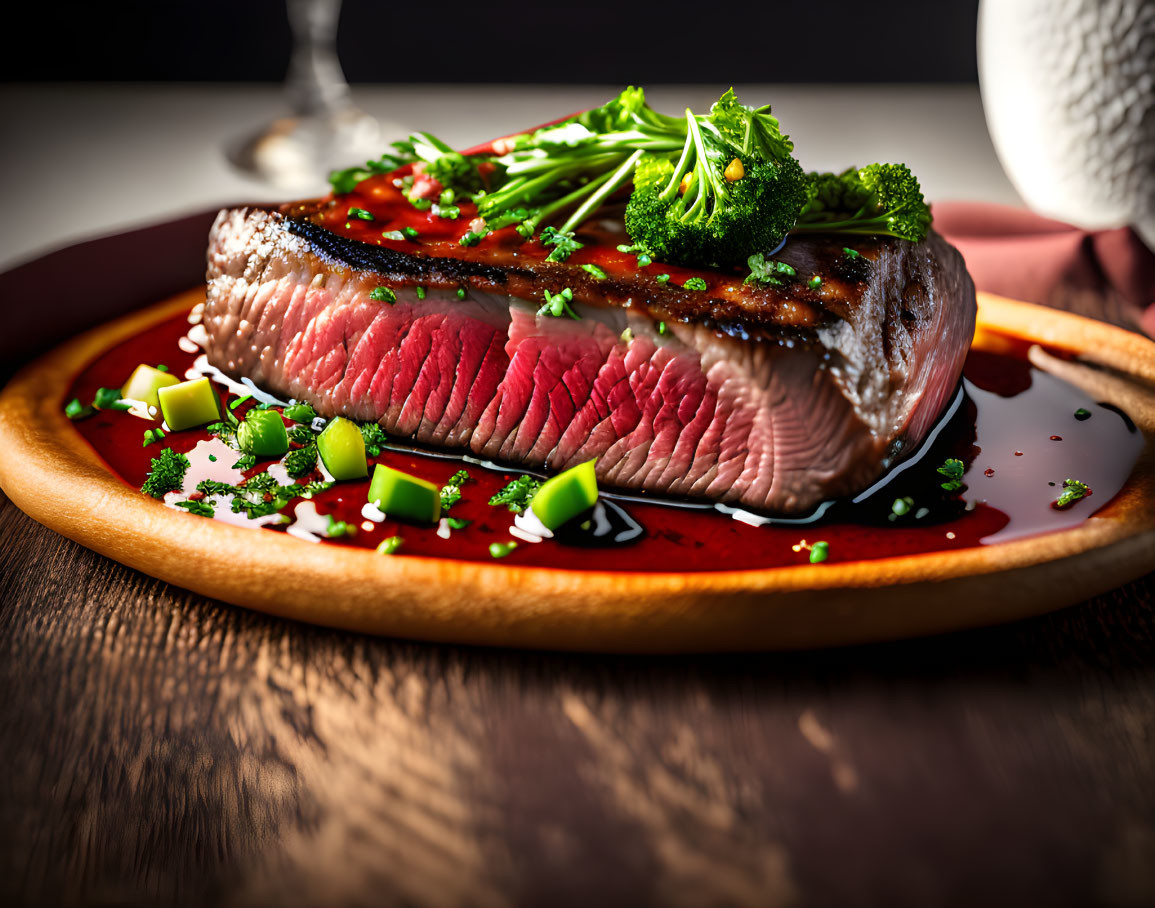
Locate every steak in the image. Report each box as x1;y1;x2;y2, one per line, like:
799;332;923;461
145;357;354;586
203;188;975;514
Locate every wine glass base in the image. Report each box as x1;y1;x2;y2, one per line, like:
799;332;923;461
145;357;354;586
227;108;392;192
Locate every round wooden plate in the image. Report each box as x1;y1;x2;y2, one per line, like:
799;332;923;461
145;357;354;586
1;289;1153;652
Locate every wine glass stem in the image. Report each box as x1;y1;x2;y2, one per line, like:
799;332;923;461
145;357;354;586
285;0;351;119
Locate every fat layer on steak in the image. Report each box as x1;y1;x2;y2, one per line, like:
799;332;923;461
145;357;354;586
203;206;975;514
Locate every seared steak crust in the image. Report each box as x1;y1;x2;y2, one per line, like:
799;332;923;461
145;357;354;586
204;207;975;514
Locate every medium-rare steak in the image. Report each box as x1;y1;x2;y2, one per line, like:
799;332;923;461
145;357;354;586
203;189;975;514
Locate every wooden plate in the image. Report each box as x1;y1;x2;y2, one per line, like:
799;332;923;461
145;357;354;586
1;289;1153;652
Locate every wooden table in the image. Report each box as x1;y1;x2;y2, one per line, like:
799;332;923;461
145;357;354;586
2;86;1153;907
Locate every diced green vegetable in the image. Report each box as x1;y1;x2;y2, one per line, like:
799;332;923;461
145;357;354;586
489;541;518;559
121;364;179;410
529;460;598;530
237;409;289;457
367;464;441;524
317;417;368;480
157;377;220;431
376;536;404;555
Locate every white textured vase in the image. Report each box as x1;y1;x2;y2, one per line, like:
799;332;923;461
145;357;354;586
978;0;1155;249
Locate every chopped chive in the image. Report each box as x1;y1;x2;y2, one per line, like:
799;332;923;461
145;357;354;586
581;263;608;280
446;517;472;530
655;274;670;284
142;428;165;447
456;287;467;300
682;277;708;291
657;321;668;335
459;231;483;247
348;207;375;221
370;286;397;304
93;387;131;411
809;541;829;563
843;247;861;259
636;253;653;268
377;535;404;555
489;541;519;559
416;286;427;300
402;226;419;239
890;496;913;517
208;454;217;462
808;276;823;289
64;398;93;420
229;394;252;411
156;364;169;372
325;515;354;538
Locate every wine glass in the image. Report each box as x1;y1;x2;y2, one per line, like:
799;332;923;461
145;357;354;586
227;0;389;191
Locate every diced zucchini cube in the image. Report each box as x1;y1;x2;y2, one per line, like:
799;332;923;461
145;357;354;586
121;364;179;410
317;417;368;479
530;460;598;530
367;464;441;524
157;377;220;431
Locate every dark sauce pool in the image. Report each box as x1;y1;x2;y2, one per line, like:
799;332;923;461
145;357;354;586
67;310;1144;572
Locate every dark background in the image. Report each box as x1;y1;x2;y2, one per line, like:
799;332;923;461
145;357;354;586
5;0;980;84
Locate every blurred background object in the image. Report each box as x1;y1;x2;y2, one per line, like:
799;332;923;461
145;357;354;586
2;0;982;85
978;0;1155;250
226;0;384;189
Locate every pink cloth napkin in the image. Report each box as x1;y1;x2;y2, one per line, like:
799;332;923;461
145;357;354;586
932;201;1155;337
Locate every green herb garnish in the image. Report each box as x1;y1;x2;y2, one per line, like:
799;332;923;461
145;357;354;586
360;422;388;457
580;263;608;280
1054;478;1090;509
283;402;318;424
415;286;427;300
439;469;471;512
1074;408;1091;421
446;516;472;530
175;499;214;518
489;541;519;559
370;286;397;304
538;287;579;320
937;458;965;491
744;253;795;286
141;448;190;499
489;475;541;513
540;226;584;262
284;445;318;478
232;453;257;471
809;541;829;564
348;207;375;221
459;231;483;247
142;428;165;447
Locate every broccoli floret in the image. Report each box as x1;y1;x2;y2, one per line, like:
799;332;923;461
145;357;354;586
794;163;932;242
624;152;806;268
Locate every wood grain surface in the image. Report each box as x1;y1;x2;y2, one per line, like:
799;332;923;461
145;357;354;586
2;212;1154;907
